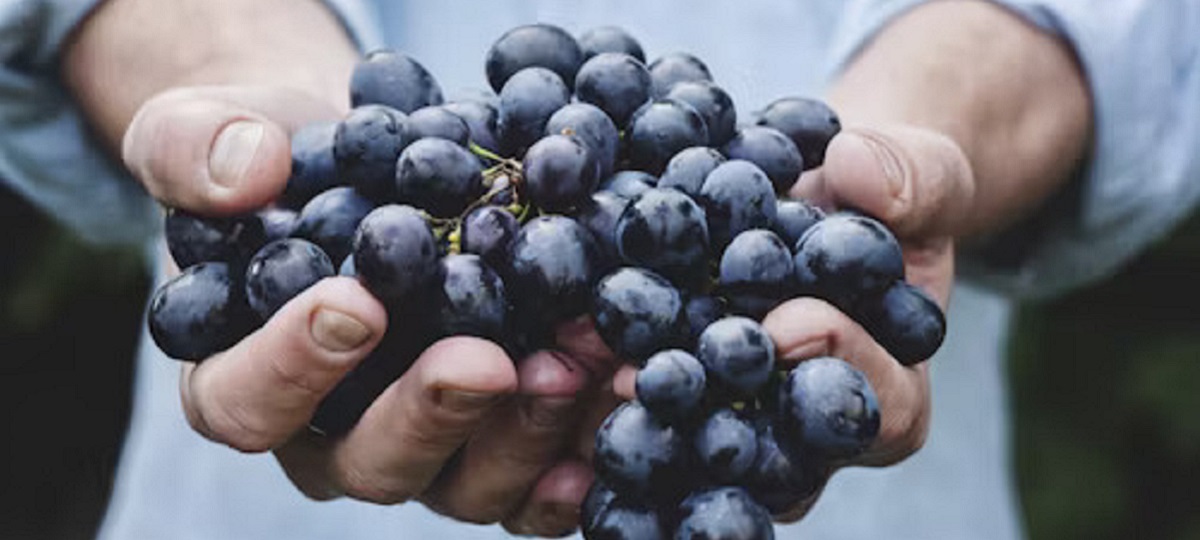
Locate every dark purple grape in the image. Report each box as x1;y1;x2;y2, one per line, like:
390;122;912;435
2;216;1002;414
756;97;841;169
352;204;439;305
584;501;666;540
333;105;412;201
665;81;737;147
546;102;620;178
258;208;298;243
777;357;880;461
578;26;645;63
395;137;484;218
684;294;724;346
350;49;443;113
593;267;686;363
573;191;631;270
626;99;709;175
694;408;759;485
406;106;470;146
855;281;946;366
647;52;713;98
599;170;657;199
485;23;583;92
244;238;335;320
505;216;601;324
147;262;254;361
574;53;652;129
719;229;795;319
435;254;508;341
442;99;501;153
497;67;571;156
697;160;778;251
696;316;775;399
792;213;903;311
773;199;824;249
594;401;689;502
293;186;375;266
723;126;804;193
636;349;706;424
748;417;823;515
281;122;340;210
658;146;725;199
581;481;618;534
461;205;519;268
522;134;600;212
614;187;710;289
676;487;774;540
165;208;267;268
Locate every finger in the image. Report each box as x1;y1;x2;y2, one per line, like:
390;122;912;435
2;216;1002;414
420;351;591;523
790;126;975;239
122;85;341;215
612;364;637;401
180;276;386;453
326;337;518;504
761;297;930;467
502;460;594;537
554;315;621;377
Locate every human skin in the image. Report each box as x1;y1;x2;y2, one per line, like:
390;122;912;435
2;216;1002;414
63;0;1089;534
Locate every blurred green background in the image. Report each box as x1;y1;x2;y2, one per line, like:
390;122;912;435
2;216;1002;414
0;182;1197;539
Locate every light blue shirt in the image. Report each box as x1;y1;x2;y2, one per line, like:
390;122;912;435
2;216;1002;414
2;1;1198;539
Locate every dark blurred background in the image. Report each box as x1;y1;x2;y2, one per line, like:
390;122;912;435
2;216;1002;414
0;180;1197;539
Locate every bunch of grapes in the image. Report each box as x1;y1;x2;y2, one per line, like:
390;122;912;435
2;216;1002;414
146;23;947;539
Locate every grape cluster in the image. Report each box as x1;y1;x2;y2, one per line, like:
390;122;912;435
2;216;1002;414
146;23;947;539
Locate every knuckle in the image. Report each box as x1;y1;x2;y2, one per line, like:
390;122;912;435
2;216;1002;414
201;398;280;453
338;465;416;505
265;352;332;400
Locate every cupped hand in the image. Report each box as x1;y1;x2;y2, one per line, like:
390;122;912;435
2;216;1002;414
124;84;622;537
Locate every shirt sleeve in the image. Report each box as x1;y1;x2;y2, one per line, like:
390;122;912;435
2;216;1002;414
0;0;384;249
825;0;1200;299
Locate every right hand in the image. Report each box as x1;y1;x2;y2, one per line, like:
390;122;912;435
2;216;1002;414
125;84;618;536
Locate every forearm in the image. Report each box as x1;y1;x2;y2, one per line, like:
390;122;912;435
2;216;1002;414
828;0;1092;240
63;0;360;152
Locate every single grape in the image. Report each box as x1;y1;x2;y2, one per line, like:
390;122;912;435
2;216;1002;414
352;204;440;305
578;26;646;63
723;126;804;193
594;401;689;502
593;267;687;363
497;67;571;156
747;416;823;515
575;52;652;129
755;97;841;169
694;408;759;485
434;254;508;341
855;281;946;366
599;170;657;199
258;208;298;243
777;357;881;461
486;23;583;91
792;213;904;311
522;134;601;212
461;205;519;269
333;105;412;201
406;106;470;146
546;102;620;178
580;481;619;534
683;294;724;347
718;229;795;319
626;99;709;175
665;81;737;147
647;52;713;98
350;49;443;113
504;216;601;324
675;487;775;540
293;186;375;266
573;191;631;271
696;316;775;399
147;262;254;361
614;187;710;289
165;208;267;268
442;99;502;154
394;137;484;218
636;349;706;424
585;500;667;540
281;122;341;210
773;199;824;249
658;146;725;199
245;238;335;321
697;160;778;251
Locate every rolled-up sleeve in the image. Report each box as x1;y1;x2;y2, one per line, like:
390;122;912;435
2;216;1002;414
826;0;1200;299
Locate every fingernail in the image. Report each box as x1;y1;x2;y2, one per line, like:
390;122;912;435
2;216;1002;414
311;308;372;352
441;390;502;413
523;396;576;428
209;121;264;188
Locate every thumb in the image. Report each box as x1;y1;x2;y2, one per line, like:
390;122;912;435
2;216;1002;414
122;85;342;215
791;125;975;239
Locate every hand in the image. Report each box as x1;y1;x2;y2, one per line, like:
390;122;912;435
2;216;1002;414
123;84;620;537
